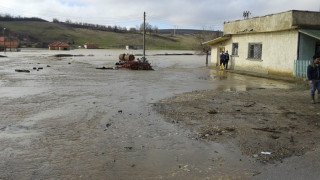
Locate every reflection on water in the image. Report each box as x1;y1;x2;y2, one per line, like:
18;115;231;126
0;48;298;179
1;48;208;68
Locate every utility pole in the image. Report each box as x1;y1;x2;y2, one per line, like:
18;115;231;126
2;28;5;53
173;25;178;36
9;33;11;52
143;12;146;62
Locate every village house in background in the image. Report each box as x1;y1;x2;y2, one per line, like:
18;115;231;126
204;10;320;78
0;36;20;51
126;45;143;50
49;42;70;50
84;42;99;49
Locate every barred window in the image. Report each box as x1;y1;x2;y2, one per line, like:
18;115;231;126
232;43;238;55
248;43;262;60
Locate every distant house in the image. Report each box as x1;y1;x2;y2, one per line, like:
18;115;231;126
126;45;143;50
49;42;70;50
84;42;99;49
0;36;20;51
203;10;320;77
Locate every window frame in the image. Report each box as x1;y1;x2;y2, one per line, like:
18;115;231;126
232;43;239;56
247;43;262;60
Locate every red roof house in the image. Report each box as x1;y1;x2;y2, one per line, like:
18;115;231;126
49;42;70;50
0;36;20;51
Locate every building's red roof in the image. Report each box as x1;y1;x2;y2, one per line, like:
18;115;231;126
0;36;20;48
49;42;70;47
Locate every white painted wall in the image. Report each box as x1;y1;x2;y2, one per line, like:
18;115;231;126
210;30;299;75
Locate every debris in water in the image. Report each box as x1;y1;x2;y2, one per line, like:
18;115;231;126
208;110;218;114
116;54;153;70
96;66;115;70
15;69;30;73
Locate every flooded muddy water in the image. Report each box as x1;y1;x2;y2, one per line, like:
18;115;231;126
0;49;294;179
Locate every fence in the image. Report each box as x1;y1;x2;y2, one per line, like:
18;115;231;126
294;59;312;78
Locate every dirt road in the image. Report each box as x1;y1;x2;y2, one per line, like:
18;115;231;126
154;87;320;161
1;49;319;179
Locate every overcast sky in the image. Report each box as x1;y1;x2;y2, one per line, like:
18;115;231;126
0;0;319;30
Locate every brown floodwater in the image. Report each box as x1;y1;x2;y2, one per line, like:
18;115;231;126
0;49;294;179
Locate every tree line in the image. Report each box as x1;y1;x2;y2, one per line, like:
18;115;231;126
0;14;47;22
53;18;159;34
0;13;159;34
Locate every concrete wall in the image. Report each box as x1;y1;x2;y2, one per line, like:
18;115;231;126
224;10;320;35
224;11;293;34
292;11;320;27
210;30;299;76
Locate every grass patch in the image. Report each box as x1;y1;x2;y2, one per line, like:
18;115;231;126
0;21;199;50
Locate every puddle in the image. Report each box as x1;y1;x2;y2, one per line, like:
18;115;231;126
0;49;296;179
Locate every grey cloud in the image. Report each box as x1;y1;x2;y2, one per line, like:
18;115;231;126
2;0;320;29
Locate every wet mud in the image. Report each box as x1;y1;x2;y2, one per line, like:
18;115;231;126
154;88;320;163
0;49;317;179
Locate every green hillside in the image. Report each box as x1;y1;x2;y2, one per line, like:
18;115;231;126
0;21;199;50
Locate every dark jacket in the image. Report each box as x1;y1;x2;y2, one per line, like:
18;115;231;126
224;53;229;61
307;63;320;81
220;54;225;61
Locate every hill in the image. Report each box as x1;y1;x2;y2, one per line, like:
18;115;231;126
0;21;219;50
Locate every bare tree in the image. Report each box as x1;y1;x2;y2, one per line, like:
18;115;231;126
140;22;152;34
195;28;222;66
153;26;159;34
129;27;137;33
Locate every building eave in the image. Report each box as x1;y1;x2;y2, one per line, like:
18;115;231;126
202;35;231;46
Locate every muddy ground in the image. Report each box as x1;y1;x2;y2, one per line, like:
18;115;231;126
154;87;320;164
1;49;320;179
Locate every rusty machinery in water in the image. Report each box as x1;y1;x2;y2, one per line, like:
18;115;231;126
115;53;153;70
115;12;153;70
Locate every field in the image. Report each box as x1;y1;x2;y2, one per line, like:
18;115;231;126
0;21;199;50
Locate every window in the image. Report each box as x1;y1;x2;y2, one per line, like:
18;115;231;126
232;43;238;56
315;42;320;57
248;43;262;60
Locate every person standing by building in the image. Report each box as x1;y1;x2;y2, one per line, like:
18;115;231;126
307;57;320;104
219;51;225;70
224;51;230;70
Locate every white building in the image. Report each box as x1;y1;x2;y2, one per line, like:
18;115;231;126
204;10;320;77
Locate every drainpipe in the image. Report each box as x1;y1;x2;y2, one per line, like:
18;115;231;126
297;32;300;60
